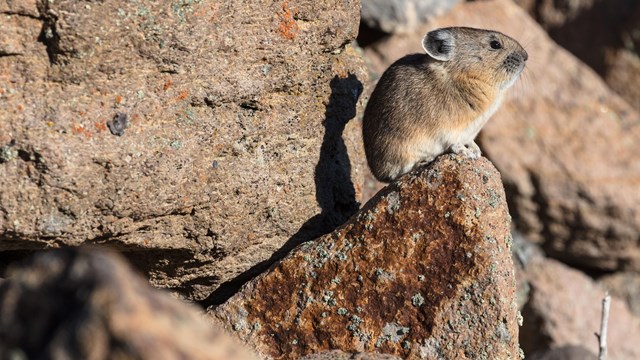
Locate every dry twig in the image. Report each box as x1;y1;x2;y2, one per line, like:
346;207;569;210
595;293;611;360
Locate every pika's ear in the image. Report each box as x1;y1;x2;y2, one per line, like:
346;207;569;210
422;29;455;61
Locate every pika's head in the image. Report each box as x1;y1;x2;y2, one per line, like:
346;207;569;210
422;27;527;90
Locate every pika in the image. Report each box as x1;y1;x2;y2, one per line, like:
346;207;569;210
362;27;528;182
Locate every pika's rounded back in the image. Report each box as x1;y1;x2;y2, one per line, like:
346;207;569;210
362;27;527;182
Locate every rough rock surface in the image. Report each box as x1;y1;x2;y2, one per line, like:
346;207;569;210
363;0;640;271
210;155;520;359
520;257;640;360
360;0;460;34
527;345;597;360
0;0;367;301
0;248;258;360
300;351;401;360
605;48;640;113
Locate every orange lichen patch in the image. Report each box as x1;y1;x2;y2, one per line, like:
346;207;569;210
72;124;84;135
176;89;189;101
278;1;298;40
213;143;226;153
17;104;24;111
94;121;108;132
115;95;123;104
193;2;217;20
163;79;173;91
197;168;209;182
72;124;92;139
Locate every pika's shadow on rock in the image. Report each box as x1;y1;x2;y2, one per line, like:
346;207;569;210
202;74;363;308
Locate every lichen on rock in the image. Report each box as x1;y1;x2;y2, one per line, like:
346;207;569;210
210;154;520;359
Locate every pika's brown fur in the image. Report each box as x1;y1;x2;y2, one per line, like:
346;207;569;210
362;27;528;182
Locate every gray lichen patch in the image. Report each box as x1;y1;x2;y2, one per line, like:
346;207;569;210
487;189;501;208
385;191;401;214
495;320;512;343
380;322;410;344
374;268;395;282
411;293;425;307
321;290;337;307
419;338;444;359
0;145;18;163
38;210;74;236
230;306;249;333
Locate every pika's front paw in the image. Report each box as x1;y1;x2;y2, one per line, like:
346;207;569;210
451;142;482;159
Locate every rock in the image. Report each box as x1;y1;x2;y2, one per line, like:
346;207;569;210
0;0;367;301
0;0;38;18
300;350;401;359
605;48;640;113
511;0;638;73
599;271;640;318
520;257;640;359
210;155;520;359
363;0;640;272
527;345;597;360
360;0;460;34
0;247;258;360
512;0;640;112
603;4;640;113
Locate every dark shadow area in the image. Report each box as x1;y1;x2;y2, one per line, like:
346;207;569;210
356;20;390;48
535;0;636;75
0;250;37;278
201;74;364;308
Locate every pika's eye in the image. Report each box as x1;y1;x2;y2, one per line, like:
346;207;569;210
490;40;502;50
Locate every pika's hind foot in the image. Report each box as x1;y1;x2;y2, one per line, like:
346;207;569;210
451;142;482;159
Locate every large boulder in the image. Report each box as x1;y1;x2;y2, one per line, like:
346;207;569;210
363;0;640;272
210;155;520;359
0;248;258;360
520;257;640;360
0;0;367;300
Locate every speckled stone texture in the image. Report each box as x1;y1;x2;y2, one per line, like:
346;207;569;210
0;248;259;360
300;350;401;360
0;0;367;301
363;0;640;272
209;155;519;359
